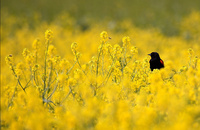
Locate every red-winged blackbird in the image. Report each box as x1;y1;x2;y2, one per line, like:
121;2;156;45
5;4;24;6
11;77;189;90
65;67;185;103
148;52;164;71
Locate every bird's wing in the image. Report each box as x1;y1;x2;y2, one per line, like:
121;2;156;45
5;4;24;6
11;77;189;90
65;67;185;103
160;59;164;66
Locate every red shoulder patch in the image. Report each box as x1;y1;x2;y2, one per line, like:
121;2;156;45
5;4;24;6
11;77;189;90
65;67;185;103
160;59;164;65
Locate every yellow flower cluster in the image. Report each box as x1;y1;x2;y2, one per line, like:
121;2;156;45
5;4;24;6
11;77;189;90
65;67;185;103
100;31;108;42
122;36;131;47
1;17;200;129
71;42;78;55
45;29;53;41
5;54;13;66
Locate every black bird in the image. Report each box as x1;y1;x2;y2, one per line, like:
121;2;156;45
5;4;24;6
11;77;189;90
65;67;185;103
148;52;164;71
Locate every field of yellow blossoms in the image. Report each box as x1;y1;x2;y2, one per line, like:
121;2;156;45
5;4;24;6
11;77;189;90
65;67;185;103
1;10;200;129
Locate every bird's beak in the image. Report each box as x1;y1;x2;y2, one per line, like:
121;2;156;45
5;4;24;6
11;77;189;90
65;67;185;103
148;54;151;56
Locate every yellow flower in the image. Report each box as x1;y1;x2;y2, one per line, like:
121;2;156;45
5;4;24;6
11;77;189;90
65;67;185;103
32;38;40;50
59;59;70;71
131;46;138;55
32;64;39;72
106;43;112;53
71;42;78;55
74;69;83;79
15;62;24;76
58;74;67;84
113;44;122;59
25;54;34;66
100;31;108;42
188;48;194;57
98;44;107;55
45;29;53;41
180;66;188;72
68;78;77;86
22;48;30;57
47;45;57;57
122;36;131;47
5;54;13;66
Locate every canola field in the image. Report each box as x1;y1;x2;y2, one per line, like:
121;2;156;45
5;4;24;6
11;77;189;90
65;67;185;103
1;0;200;129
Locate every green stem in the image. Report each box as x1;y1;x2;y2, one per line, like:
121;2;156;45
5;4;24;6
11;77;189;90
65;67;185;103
102;54;104;75
122;47;127;73
66;61;77;75
7;82;18;108
74;51;87;75
47;80;59;100
60;89;72;105
96;41;104;76
43;40;49;102
11;66;26;93
17;78;26;93
24;76;33;90
35;50;39;85
47;61;53;93
98;59;115;88
34;71;39;86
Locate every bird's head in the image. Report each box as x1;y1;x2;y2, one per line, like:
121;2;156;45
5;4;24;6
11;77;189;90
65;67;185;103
148;52;160;59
